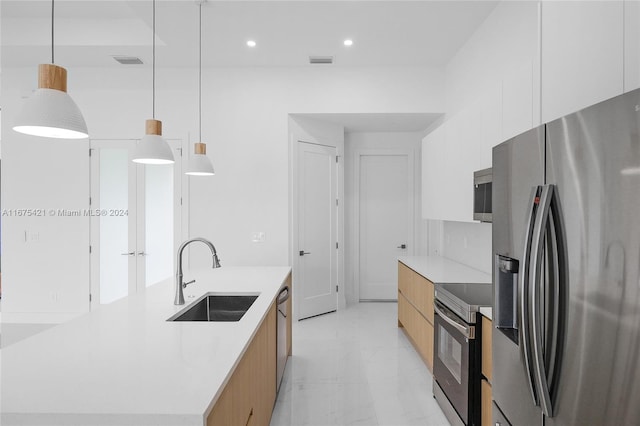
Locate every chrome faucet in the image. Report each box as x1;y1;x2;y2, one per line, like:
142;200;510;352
174;237;221;305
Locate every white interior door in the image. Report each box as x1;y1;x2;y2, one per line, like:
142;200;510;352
90;140;181;307
358;151;414;300
297;141;338;320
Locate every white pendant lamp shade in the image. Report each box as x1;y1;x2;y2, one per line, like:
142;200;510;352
186;2;215;177
132;119;174;165
186;142;215;176
13;64;88;139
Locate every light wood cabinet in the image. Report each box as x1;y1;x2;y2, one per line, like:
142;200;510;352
207;302;277;426
481;315;493;426
481;378;492;426
285;273;293;357
481;316;492;382
398;261;435;371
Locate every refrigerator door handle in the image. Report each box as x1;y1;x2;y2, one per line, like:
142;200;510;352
520;186;541;406
530;184;554;417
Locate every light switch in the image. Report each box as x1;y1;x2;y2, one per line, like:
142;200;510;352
25;230;40;242
251;232;266;243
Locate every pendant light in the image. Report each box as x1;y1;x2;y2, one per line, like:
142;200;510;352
186;1;215;176
132;0;174;165
13;0;89;139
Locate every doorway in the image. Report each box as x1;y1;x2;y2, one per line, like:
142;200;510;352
89;139;182;307
296;141;338;320
355;149;414;301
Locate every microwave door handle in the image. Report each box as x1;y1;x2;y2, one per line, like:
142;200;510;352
530;185;555;416
434;301;475;339
520;186;541;406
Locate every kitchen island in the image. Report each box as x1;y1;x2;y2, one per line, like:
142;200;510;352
1;266;291;426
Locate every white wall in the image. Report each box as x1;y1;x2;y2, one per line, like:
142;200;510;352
345;131;424;304
1;65;444;320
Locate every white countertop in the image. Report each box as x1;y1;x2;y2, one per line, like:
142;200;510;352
480;306;493;320
1;266;291;426
398;255;491;285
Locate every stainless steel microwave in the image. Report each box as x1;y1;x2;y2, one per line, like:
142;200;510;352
473;168;492;222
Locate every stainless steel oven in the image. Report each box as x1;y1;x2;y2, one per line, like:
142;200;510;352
433;283;492;426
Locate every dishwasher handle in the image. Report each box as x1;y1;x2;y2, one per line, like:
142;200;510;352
277;286;290;304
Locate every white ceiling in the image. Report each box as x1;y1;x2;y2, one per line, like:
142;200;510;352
294;112;442;133
2;0;498;68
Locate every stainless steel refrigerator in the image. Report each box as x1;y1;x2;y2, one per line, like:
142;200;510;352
492;88;640;426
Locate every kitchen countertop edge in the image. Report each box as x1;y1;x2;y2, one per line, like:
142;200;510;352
398;255;491;285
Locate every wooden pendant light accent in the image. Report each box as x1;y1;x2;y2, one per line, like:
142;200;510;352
38;64;67;92
146;119;163;136
194;142;207;155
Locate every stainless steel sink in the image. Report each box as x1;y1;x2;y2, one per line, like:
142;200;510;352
168;293;259;322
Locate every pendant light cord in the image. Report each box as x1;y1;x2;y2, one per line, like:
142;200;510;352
199;2;202;142
51;0;55;63
152;0;156;119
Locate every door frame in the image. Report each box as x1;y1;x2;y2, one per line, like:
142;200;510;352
89;139;183;309
289;116;345;321
352;148;415;303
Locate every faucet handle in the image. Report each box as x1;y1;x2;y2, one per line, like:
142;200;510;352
182;279;196;288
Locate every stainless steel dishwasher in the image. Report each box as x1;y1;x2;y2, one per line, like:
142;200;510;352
276;285;290;392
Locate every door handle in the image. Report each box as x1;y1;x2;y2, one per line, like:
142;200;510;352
397;244;407;249
137;252;147;256
299;250;311;256
530;185;561;417
120;251;135;256
520;186;540;407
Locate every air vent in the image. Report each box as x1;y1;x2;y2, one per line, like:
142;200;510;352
309;56;334;65
112;56;144;65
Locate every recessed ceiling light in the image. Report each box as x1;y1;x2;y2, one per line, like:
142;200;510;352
247;40;257;47
343;39;353;46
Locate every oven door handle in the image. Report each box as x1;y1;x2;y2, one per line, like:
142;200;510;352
434;300;475;340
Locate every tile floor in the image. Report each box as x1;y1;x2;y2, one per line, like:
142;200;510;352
270;302;450;426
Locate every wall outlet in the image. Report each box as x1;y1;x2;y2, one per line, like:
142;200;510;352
251;232;266;243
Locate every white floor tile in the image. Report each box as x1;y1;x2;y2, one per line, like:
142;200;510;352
271;302;450;426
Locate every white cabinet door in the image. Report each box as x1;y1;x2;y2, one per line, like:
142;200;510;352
423;109;479;223
479;83;503;169
502;61;534;141
625;0;640;92
541;1;624;123
422;125;445;220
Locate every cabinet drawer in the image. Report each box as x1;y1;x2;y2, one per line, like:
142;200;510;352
414;273;434;325
398;262;413;301
397;262;434;325
481;316;492;381
398;292;434;371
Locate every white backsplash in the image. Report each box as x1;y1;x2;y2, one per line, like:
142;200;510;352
426;219;492;274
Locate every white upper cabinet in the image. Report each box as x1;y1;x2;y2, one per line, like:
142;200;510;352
541;1;624;123
422;1;637;223
502;61;534;141
422;125;445;221
626;0;640;92
422;104;482;222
